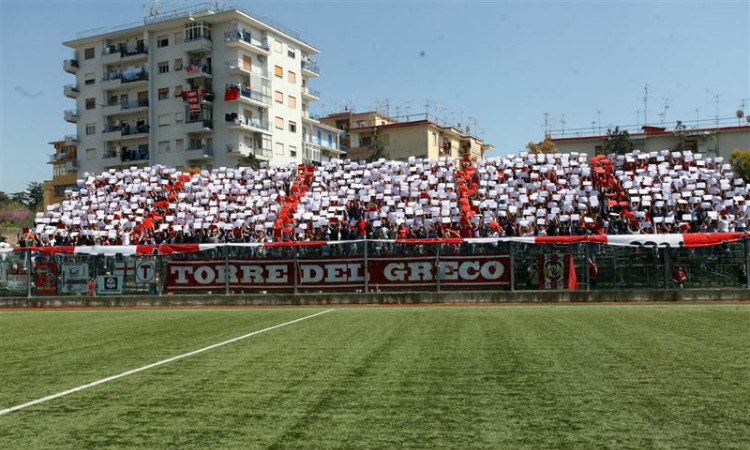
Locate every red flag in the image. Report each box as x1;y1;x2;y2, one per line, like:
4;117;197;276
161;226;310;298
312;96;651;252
564;253;578;290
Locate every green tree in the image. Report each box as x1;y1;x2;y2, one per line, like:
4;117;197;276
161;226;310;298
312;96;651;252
526;138;558;154
730;149;750;181
603;126;634;155
366;136;390;162
10;182;43;211
236;153;261;170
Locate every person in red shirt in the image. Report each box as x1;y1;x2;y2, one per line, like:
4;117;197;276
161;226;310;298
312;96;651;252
673;267;687;289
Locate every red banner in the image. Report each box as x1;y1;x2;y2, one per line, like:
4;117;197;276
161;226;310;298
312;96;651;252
165;254;510;293
35;262;58;295
186;90;201;112
368;254;510;291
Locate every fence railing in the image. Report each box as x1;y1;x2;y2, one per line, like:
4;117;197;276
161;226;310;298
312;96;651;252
1;238;748;297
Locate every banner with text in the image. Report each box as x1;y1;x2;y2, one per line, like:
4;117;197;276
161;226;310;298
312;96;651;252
165;254;510;293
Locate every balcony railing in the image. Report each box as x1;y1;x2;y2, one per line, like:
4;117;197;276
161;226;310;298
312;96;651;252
226;116;270;131
121;99;150;110
224;60;269;78
64;110;79;122
121;124;150;136
63;59;78;73
224;31;270;52
121;147;150;162
185;64;212;77
122;70;148;83
186;119;214;130
302;60;319;75
240;87;270;105
103;43;148;58
64;84;79;97
186;146;213;158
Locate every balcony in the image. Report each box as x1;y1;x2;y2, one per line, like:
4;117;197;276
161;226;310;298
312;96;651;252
64;109;79;123
102;43;148;64
185;119;214;134
64;135;79;146
63;59;78;74
302;88;320;101
120;124;150;140
122;147;149;163
183;35;213;53
224;31;270;56
101;70;148;90
102;125;122;142
226;117;271;135
102;151;121;167
64;84;79;98
185;64;212;80
225;86;271;107
65;159;79;172
185;146;213;160
48;153;75;164
224;60;269;79
229;144;272;160
120;99;150;114
301;60;319;77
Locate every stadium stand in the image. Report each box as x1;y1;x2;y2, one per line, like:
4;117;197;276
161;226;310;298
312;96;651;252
28;149;750;246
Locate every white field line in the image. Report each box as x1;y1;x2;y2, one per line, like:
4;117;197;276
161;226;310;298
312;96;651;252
0;309;334;416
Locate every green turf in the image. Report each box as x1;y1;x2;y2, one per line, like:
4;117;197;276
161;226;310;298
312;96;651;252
0;305;748;449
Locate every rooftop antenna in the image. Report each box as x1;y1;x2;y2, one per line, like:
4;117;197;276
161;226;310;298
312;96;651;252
715;94;720;128
214;0;225;11
643;84;649;126
543;112;550;138
659;98;670;125
596;109;601;134
561;113;566;136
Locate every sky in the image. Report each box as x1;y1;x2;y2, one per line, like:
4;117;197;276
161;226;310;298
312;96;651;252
0;0;748;194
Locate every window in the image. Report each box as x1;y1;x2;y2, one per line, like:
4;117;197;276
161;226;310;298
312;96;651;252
158;114;170;127
274;91;283;104
274;65;283;78
174;58;183;71
176;112;184;124
85;98;95;110
287;48;296;59
287;71;296;84
84;47;95;60
289;145;297;157
174;32;183;45
288;95;296;109
86;148;96;161
273;40;282;53
174;85;183;97
275;117;284;130
158;88;169;100
175;139;184;152
289;121;297;133
84;73;95;85
85;123;96;135
158;140;171;153
158;61;169;74
157;35;169;48
275;142;284;155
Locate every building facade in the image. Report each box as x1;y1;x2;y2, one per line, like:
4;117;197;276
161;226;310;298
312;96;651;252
61;4;342;177
550;124;750;159
320;111;493;162
43;138;79;207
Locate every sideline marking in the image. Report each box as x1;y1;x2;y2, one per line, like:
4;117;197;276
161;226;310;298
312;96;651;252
0;309;334;416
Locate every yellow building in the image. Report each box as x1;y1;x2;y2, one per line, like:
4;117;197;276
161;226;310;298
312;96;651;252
320;111;493;162
44;138;79;208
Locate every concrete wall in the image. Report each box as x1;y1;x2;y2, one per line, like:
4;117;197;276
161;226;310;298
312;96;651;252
2;289;747;308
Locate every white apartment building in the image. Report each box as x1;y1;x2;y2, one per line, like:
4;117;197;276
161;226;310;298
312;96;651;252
62;4;344;175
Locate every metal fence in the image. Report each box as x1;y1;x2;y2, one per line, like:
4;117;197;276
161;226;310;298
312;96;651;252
2;240;748;298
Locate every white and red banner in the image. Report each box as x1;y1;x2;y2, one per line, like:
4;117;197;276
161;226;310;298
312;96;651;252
537;254;577;290
186;90;201;112
165;254;511;293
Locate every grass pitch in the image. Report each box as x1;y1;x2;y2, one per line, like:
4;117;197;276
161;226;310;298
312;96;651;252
0;304;748;449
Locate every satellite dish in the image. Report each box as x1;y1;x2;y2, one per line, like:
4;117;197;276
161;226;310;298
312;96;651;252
737;109;745;119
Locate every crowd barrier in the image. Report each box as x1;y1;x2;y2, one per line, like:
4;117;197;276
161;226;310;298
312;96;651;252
0;234;748;298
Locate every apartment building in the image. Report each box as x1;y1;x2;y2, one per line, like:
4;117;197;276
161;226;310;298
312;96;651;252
320;111;493;162
61;4;343;177
43;138;79;207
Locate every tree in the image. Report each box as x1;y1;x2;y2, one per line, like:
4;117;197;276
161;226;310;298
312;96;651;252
526;138;558;154
730;149;750;181
603;126;634;155
236;152;261;170
10;182;43;211
366;135;390;162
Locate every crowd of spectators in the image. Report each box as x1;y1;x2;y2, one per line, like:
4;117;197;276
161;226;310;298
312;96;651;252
28;149;748;247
